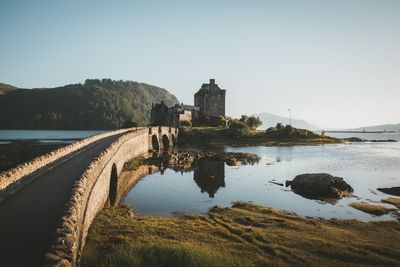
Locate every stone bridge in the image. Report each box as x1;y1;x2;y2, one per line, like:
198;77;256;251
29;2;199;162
148;126;178;151
0;126;178;267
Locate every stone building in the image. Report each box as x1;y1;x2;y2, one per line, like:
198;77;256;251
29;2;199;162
168;104;199;126
150;101;198;126
150;101;169;126
194;79;226;118
151;79;226;126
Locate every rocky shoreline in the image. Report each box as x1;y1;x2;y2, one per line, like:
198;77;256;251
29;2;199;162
284;173;400;218
343;137;397;143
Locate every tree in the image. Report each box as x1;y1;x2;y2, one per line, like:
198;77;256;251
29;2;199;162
276;122;284;132
265;127;277;134
239;115;248;124
282;124;294;136
246;116;262;129
238;115;262;129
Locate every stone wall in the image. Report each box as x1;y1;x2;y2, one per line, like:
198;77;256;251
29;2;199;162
111;165;155;207
45;128;177;266
0;128;139;203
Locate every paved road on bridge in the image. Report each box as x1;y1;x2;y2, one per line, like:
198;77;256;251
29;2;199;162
0;132;125;267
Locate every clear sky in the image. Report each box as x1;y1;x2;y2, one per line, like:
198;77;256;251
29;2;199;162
1;0;399;128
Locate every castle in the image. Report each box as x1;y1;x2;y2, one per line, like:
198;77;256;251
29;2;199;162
194;79;226;118
151;79;226;126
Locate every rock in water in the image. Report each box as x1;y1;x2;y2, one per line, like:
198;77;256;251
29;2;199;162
377;187;400;197
287;173;353;199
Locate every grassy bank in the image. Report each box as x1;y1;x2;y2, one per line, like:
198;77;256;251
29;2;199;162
82;202;400;267
178;126;342;146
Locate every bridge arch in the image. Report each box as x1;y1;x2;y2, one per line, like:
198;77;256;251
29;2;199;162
171;134;175;145
162;134;170;149
151;134;159;150
108;163;118;206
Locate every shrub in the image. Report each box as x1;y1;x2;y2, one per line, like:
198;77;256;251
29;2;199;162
228;120;250;139
266;123;317;139
265;127;277;134
123;120;138;128
195;116;227;127
180;120;192;127
282;124;294;136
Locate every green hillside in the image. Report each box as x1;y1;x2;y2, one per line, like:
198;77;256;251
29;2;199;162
0;79;179;130
0;83;17;95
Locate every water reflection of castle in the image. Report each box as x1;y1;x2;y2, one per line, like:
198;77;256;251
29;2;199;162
193;159;225;198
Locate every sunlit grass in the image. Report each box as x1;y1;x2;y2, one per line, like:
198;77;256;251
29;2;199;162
349;202;395;215
82;202;400;266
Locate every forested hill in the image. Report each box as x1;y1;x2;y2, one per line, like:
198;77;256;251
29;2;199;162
0;79;179;130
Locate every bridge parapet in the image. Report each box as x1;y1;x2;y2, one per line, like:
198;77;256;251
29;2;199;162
0;127;142;204
46;126;178;266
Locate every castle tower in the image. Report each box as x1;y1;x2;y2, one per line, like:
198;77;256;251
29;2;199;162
194;79;226;118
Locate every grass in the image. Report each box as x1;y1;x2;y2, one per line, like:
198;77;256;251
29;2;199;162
82;202;400;267
349;202;395;216
178;126;342;146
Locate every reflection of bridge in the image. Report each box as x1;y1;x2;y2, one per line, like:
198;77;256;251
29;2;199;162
0;126;178;267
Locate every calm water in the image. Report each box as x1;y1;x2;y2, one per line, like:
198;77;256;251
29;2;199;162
124;141;400;221
0;130;104;143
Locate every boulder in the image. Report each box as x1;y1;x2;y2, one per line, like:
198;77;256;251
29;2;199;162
286;173;353;199
343;137;365;142
377;187;400;197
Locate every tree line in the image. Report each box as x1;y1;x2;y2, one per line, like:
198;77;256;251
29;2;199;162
0;79;179;130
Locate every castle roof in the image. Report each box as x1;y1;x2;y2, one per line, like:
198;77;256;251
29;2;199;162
195;79;226;96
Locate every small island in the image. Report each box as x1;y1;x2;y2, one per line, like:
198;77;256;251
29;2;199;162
178;122;342;147
150;79;341;147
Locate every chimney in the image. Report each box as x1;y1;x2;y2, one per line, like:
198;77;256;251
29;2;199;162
210;79;215;85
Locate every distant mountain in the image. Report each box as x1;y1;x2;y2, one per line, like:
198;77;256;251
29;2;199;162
349;123;400;132
0;83;17;95
0;79;179;130
253;112;320;130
